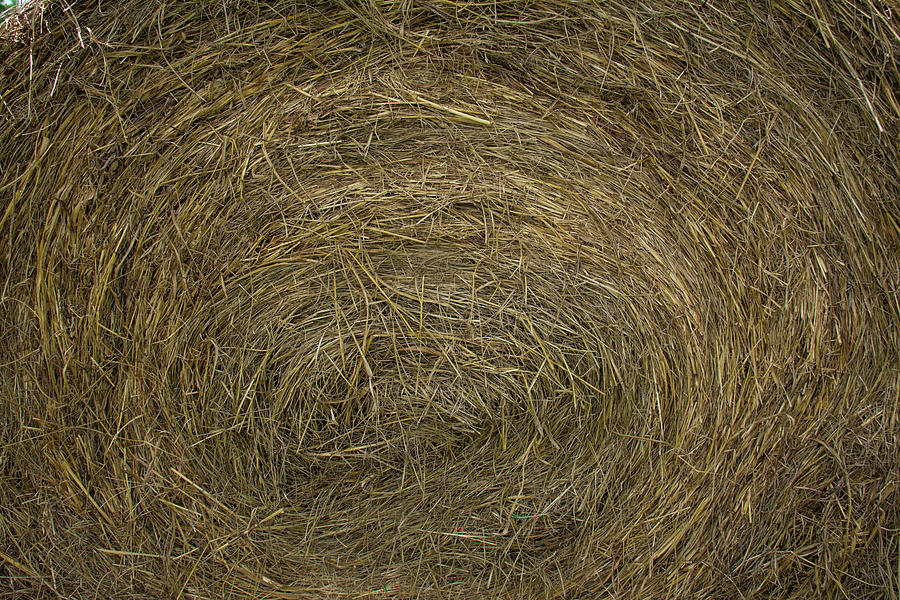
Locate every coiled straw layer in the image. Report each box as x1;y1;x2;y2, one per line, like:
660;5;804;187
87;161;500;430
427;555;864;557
1;1;898;598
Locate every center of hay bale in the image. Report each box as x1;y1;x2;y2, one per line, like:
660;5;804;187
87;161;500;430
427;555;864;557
164;162;641;479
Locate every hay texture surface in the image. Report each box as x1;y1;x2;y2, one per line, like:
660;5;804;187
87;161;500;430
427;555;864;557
1;1;899;598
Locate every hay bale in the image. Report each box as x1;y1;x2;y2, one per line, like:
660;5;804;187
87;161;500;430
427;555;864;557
1;1;898;597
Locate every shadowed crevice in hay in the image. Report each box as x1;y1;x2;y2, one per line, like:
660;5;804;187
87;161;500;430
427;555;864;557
1;1;899;598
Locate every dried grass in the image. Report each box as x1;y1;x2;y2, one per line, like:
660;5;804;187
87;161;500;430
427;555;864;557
0;1;898;598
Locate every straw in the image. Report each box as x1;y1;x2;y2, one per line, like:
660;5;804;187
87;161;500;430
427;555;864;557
1;1;898;598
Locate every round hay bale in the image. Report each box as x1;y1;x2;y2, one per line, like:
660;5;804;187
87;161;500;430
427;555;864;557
1;1;898;598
